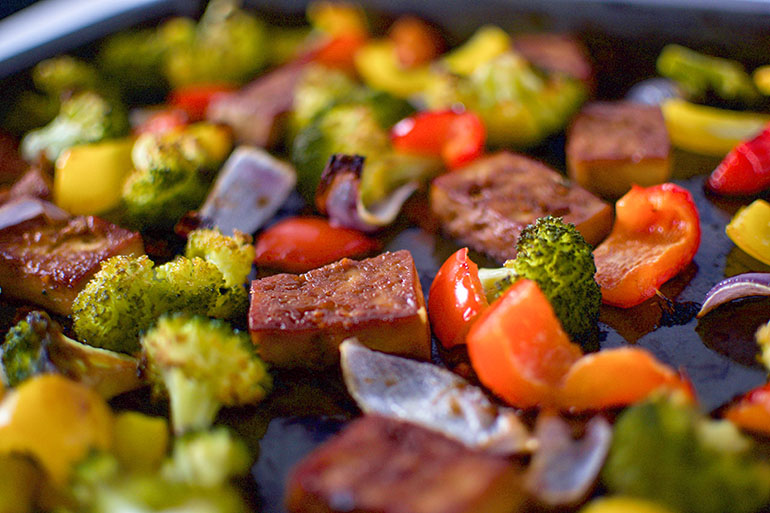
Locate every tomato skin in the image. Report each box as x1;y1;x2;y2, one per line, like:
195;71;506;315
168;84;236;122
388;16;444;69
724;383;770;434
391;110;486;169
254;217;380;273
593;183;701;308
466;279;582;409
707;124;770;195
427;248;488;349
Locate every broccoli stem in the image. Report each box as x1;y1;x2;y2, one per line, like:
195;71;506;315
477;267;518;303
164;368;221;435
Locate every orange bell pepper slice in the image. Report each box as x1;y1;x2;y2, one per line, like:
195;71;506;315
559;346;694;412
312;33;368;73
466;279;582;409
428;248;489;349
723;383;770;434
388;16;444;69
593;183;701;308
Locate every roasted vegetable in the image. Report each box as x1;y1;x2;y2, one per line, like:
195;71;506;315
603;393;770;513
70;452;247;513
478;216;601;344
162;427;250;487
141;313;272;434
32;55;105;99
708;126;770;196
121;129;211;230
289;64;358;136
21;91;128;162
0;311;142;399
72;229;252;353
657;44;759;104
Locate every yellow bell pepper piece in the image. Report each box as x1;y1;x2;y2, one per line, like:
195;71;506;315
54;137;134;215
307;1;368;37
442;25;511;76
355;41;435;99
726;199;770;266
113;411;169;474
185;122;233;168
753;65;770;95
0;375;113;485
661;98;770;156
580;496;677;513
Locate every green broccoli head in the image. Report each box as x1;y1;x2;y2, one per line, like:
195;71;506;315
21;91;128;162
292;102;391;198
478;216;601;345
0;310;58;387
164;7;267;87
32;55;103;98
121;131;210;230
162;427;250;488
154;257;225;318
72;255;158;354
71;452;247;513
603;393;770;513
185;229;254;288
290;64;358;135
141;313;272;434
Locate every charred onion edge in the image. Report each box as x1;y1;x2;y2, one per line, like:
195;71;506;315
697;272;770;318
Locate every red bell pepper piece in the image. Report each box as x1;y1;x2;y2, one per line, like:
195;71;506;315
312;34;367;73
133;109;188;135
593;183;701;308
427;248;488;349
254;217;380;273
391;110;486;169
723;383;770;435
168;84;236;122
466;279;583;409
707;124;770;195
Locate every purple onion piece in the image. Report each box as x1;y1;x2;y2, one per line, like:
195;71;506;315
198;146;296;236
317;154;416;233
524;414;612;508
697;273;770;318
626;78;684;106
0;197;69;232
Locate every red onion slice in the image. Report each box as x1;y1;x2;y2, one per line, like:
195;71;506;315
0;197;69;232
697;273;770;318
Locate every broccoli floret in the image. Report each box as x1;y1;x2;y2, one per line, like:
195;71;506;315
1;310;144;398
602;394;770;513
162;427;250;488
20;91;128;162
71;452;247;513
2;90;60;135
478;216;601;344
290;64;358;136
185;229;254;288
121;131;210;230
72;255;158;354
154;257;225;318
292;102;391;198
32;55;104;98
164;2;267;87
141;314;271;434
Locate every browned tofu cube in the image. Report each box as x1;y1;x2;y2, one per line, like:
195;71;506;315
285;415;525;513
249;250;430;369
0;206;144;315
513;33;594;88
567;102;671;199
430;152;612;263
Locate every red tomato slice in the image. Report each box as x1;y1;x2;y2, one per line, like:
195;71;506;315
427;248;488;349
593;183;701;308
254;217;380;273
168;84;236;122
724;383;770;434
466;279;582;409
707;124;770;196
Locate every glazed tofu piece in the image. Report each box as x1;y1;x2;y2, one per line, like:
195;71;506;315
249;250;430;369
0;202;144;315
513;33;594;87
567;102;671;199
430;152;612;263
285;415;525;513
